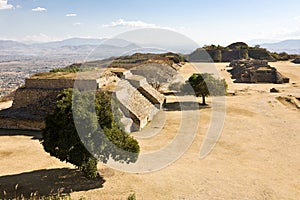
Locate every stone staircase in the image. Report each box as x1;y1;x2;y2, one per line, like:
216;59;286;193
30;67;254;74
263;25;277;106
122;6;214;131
115;79;157;132
113;71;166;132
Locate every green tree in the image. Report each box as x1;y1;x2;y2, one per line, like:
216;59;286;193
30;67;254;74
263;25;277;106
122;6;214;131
254;45;261;49
42;89;140;178
188;73;227;105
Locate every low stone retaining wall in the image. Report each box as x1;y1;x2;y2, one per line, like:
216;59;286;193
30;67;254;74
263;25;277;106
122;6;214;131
26;78;99;90
0;116;45;131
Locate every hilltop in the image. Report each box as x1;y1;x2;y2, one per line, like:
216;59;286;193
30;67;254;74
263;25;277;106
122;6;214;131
189;42;299;62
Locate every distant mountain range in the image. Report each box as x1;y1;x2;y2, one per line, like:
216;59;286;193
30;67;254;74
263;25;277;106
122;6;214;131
0;38;299;62
0;40;28;49
30;38;138;48
260;39;300;54
0;38;143;60
0;37;198;61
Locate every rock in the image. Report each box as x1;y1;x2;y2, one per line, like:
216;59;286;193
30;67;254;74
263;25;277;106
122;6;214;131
292;58;300;64
270;88;280;93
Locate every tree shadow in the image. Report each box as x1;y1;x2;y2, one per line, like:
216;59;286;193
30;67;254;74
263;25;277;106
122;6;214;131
0;129;42;140
0;168;105;199
163;101;210;111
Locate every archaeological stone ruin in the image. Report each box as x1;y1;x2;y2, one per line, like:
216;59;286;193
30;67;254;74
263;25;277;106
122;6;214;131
292;58;300;64
228;59;290;84
0;69;165;132
112;69;165;132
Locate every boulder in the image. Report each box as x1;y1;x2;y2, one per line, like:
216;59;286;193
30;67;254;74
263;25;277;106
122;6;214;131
270;88;280;93
292;58;300;64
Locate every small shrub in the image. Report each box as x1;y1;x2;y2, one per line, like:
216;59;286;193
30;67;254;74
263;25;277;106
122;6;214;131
127;193;136;200
50;63;92;73
81;157;98;179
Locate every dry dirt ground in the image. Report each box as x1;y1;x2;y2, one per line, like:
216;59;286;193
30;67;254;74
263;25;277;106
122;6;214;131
0;101;12;110
0;61;299;200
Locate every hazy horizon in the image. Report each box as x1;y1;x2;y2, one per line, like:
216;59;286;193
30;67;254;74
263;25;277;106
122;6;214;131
1;0;300;46
0;35;291;46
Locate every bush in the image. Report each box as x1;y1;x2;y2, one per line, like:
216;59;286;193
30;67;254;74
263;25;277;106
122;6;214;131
50;63;92;73
81;157;98;179
127;193;136;200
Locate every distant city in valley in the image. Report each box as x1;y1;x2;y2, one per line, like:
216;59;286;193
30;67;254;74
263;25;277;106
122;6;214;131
0;57;79;97
0;38;140;97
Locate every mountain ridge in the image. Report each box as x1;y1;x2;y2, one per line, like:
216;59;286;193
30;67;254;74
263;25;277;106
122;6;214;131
260;39;300;54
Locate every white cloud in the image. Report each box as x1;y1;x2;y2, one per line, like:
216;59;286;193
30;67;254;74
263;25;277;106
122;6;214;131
102;19;159;28
0;0;14;10
32;7;47;12
73;22;82;26
66;13;77;17
294;16;300;22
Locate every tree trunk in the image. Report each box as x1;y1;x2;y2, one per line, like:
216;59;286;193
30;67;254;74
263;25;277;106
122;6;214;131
202;95;206;105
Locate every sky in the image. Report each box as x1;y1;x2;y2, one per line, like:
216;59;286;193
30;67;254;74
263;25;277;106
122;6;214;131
1;0;300;45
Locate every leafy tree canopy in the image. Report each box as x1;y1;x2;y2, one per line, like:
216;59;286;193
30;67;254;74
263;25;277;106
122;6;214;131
188;73;227;105
42;89;140;178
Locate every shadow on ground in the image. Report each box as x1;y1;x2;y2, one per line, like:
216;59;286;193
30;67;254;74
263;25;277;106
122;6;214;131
164;101;210;111
0;168;105;199
0;129;42;140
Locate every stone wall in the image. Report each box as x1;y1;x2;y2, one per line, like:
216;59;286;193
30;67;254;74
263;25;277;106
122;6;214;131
25;78;75;89
0;116;44;130
0;78;76;131
13;88;61;111
26;78;99;90
248;49;275;61
229;59;290;84
190;48;275;62
221;49;247;62
250;70;277;83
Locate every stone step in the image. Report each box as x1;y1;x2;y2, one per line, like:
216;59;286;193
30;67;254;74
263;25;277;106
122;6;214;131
126;75;148;88
114;79;158;131
138;84;166;109
126;74;165;109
